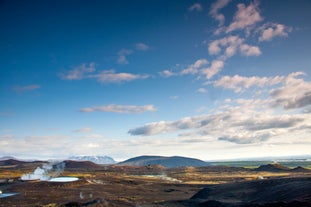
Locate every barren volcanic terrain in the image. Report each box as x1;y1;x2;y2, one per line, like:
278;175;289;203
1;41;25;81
0;159;311;207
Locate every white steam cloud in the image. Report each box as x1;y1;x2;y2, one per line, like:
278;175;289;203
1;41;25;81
21;162;66;181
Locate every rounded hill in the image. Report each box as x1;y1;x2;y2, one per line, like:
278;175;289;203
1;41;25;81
118;155;209;168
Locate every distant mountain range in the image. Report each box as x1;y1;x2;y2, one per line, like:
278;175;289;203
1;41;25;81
68;155;116;165
118;155;209;168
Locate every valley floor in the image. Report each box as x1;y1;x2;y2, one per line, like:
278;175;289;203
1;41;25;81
0;163;311;206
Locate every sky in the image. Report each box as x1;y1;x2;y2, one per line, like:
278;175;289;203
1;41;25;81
0;0;310;161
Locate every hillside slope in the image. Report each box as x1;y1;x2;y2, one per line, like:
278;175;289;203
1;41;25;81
118;155;209;168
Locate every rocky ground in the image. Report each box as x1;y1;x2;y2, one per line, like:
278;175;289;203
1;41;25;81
0;160;311;207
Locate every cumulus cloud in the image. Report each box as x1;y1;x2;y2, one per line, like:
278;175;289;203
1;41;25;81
208;35;243;57
128;105;307;145
270;72;311;110
60;63;96;80
135;43;150;51
80;104;157;114
259;23;292;42
13;84;41;93
208;35;261;58
189;3;203;12
201;60;224;79
128;69;311;143
239;44;261;56
209;0;231;26
226;1;263;34
117;48;133;64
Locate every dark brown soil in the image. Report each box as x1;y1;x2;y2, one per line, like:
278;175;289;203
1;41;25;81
1;162;311;207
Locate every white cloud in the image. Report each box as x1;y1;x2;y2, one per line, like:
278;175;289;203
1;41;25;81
197;88;207;93
270;72;311;110
208;35;261;58
189;3;203;12
209;0;231;26
159;70;178;77
213;72;311;111
201;60;224;79
80;104;157;114
181;58;209;75
259;23;292;42
214;74;284;93
61;63;149;84
0;134;14;139
117;49;133;64
239;44;261;56
226;1;263;33
129;71;311;145
135;43;150;51
13;84;41;93
128;105;307;145
169;96;179;100
208;35;244;58
60;62;96;80
91;69;149;83
73;127;92;133
208;40;222;55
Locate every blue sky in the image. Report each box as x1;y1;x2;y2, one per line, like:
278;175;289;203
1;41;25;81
0;0;310;161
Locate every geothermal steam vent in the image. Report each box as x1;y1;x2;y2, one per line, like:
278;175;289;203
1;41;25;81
21;162;78;182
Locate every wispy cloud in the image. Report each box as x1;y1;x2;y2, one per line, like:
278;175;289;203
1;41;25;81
60;62;96;80
0;134;14;139
209;0;231;26
197;88;207;93
73;127;92;133
189;3;203;12
135;43;150;51
160;58;224;80
117;49;133;64
61;63;149;84
13;84;41;93
91;69;149;83
117;43;150;64
181;58;209;75
80;104;157;114
214;74;284;93
159;70;178;77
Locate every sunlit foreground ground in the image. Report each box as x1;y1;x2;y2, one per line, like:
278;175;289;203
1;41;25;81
0;162;311;207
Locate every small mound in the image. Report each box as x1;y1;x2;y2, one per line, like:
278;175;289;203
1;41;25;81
291;166;310;172
0;159;26;166
254;163;290;172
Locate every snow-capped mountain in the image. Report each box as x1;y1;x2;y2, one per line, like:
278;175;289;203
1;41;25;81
69;155;116;164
